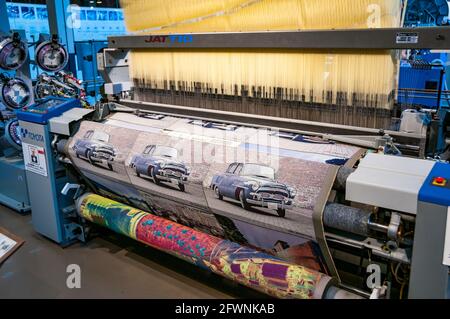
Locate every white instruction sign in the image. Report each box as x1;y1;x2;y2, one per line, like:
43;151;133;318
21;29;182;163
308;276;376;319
22;142;48;177
444;207;450;266
0;233;17;259
396;32;419;44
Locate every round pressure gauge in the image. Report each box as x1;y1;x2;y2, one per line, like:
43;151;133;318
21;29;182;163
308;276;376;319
5;119;22;150
0;36;28;71
0;77;32;110
35;40;68;72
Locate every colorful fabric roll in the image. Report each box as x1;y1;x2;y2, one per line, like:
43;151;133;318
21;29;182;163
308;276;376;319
77;193;332;299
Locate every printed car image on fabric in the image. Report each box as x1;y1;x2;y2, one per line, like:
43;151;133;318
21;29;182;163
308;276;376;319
210;162;296;218
68;121;140;185
130;145;191;192
203;150;332;240
125;131;210;211
73;130;117;171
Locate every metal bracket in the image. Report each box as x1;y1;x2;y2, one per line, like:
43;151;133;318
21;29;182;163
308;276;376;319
377;134;402;156
370;285;388;299
61;183;83;200
388;212;402;241
97;49;133;96
64;222;86;243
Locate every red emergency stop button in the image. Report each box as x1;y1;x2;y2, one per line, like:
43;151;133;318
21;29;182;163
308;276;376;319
433;177;447;187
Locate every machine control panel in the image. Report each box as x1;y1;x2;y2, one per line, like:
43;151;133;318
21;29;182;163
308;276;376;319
16;97;82;125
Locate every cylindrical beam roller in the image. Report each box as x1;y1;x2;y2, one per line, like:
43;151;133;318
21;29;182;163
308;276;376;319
76;193;338;299
324;203;400;238
323;203;373;236
333;166;355;191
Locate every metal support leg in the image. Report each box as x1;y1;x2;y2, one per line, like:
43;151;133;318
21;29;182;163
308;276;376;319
409;202;450;299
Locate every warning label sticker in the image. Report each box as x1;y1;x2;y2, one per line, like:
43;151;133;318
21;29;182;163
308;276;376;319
22;142;48;177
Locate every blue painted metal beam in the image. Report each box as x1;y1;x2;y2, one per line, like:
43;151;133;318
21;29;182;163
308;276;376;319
46;0;77;74
0;0;11;34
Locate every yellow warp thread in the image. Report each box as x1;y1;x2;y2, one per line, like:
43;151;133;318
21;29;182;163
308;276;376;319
120;0;402;33
131;49;397;109
122;0;403;111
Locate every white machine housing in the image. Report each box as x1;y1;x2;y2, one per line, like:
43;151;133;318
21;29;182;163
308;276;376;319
346;153;435;214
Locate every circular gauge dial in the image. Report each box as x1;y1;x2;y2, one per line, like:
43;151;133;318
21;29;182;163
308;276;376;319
36;41;68;72
0;78;31;110
0;38;28;70
5;119;22;149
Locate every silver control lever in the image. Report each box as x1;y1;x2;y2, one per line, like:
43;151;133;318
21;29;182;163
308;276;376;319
61;183;83;199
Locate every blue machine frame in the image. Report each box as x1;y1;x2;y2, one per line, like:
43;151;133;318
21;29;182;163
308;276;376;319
17;97;83;244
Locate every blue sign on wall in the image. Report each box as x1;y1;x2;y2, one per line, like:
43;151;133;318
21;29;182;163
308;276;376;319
6;3;127;42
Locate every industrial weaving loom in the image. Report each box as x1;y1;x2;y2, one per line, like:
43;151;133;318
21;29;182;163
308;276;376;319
7;0;450;299
104;0;450;158
122;0;402;130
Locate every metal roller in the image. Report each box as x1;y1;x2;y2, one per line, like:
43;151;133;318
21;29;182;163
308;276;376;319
324;286;365;299
333;166;355;191
323;203;373;236
323;203;403;241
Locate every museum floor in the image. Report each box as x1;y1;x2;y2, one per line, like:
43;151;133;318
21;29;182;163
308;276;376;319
0;205;264;299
